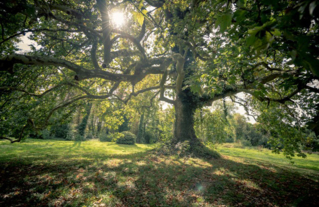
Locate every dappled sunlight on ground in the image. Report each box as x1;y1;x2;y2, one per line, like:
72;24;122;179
231;178;263;191
1;139;319;206
106;159;124;168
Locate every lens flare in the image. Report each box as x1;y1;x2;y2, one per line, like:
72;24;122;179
111;12;125;27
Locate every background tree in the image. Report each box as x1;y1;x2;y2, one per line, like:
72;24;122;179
77;102;92;137
194;100;236;143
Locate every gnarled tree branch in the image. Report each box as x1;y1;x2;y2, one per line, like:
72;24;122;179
0;54;171;83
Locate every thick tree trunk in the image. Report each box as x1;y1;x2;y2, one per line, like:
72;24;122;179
173;96;198;145
173;88;202;147
172;89;220;159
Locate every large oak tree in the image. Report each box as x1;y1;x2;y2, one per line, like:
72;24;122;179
1;0;318;157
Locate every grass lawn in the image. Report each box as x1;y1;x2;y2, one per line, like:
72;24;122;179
215;143;319;173
1;139;319;207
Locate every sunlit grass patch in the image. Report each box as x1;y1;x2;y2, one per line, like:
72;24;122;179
136;160;147;166
232;178;263;191
106;158;123;168
216;143;319;173
185;158;213;168
0;139;156;163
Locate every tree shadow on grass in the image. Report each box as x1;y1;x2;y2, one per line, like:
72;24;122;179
70;140;82;149
0;152;318;207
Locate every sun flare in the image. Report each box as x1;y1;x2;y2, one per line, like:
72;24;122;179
111;11;125;27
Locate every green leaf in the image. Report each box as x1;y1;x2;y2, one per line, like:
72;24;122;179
215;12;232;33
265;31;274;43
272;29;281;37
303;56;319;77
248;20;276;37
138;0;144;10
290;50;297;61
309;1;317;16
191;84;201;94
298;2;308;19
237;0;247;7
248;26;262;36
142;9;147;16
234;10;246;22
246;35;257;46
298;2;308;13
132;11;144;26
137;14;144;26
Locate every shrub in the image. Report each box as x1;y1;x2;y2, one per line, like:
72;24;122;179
144;130;158;144
74;133;85;141
41;129;52;139
51;124;70;139
225;136;234;143
29;132;43;139
312;140;319;152
99;134;113;142
116;131;136;145
257;135;269;147
65;130;74;141
86;133;93;139
303;131;319;152
241;139;252;147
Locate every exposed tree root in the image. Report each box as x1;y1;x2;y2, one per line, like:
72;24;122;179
156;140;220;159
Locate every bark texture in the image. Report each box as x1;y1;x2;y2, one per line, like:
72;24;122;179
173;89;198;144
172;89;220;159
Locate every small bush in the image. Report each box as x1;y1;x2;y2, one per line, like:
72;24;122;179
99;134;113;142
86;133;93;139
41;129;52;139
225;136;234;143
257;136;269;147
51;124;70;139
74;133;85;141
116;131;136;145
65;130;74;140
303;132;319;152
144;130;158;144
241;139;252;147
29;132;43;139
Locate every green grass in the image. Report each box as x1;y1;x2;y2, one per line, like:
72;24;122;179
1;139;319;207
0;138;155;163
215;143;319;172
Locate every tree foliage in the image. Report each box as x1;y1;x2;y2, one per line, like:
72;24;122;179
0;0;318;157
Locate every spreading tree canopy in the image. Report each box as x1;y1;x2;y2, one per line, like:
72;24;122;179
1;0;318;157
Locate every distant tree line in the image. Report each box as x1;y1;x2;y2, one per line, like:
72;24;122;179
29;97;319;153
